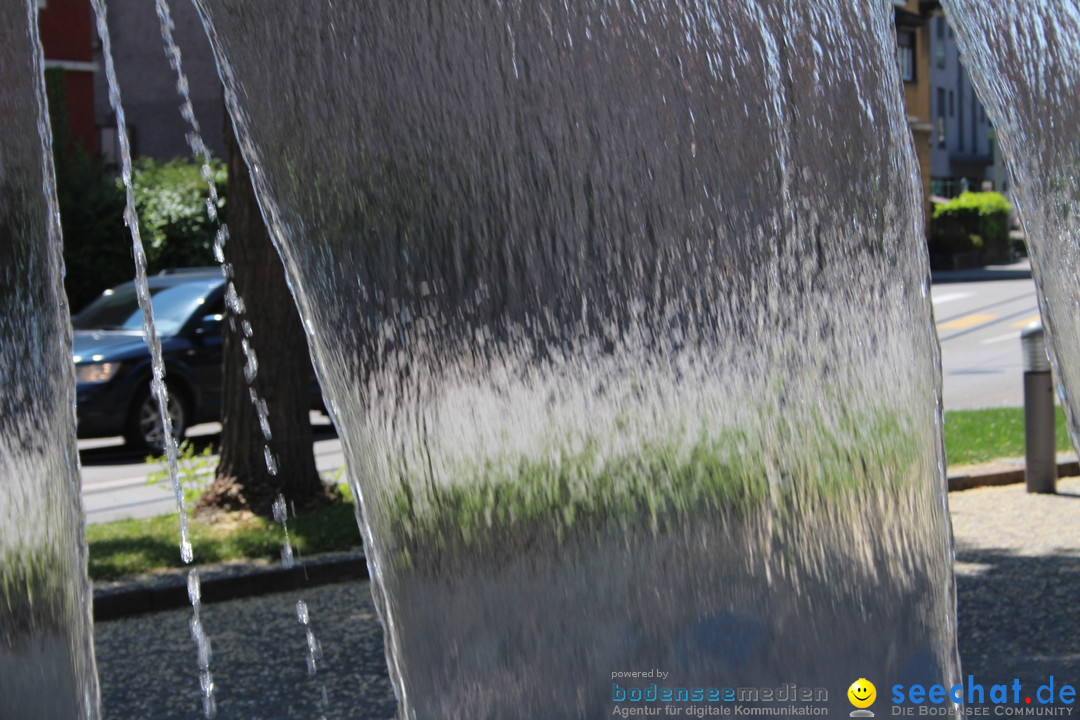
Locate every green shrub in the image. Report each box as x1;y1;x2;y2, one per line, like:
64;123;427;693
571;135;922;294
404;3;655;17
145;440;216;511
132;156;226;272
47;70;227;311
930;191;1012;261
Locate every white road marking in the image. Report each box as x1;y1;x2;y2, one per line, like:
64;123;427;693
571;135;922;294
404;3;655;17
932;292;974;306
979;332;1019;345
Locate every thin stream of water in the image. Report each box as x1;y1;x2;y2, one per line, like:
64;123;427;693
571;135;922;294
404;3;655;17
295;598;330;720
91;0;215;715
89;0;189;558
153;7;333;713
153;0;278;478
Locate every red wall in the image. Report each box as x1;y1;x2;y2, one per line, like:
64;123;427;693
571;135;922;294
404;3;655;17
38;0;97;156
38;0;94;62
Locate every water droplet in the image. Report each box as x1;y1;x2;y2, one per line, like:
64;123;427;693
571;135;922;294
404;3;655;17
197;637;212;669
264;447;278;475
187;569;201;603
272;494;288;523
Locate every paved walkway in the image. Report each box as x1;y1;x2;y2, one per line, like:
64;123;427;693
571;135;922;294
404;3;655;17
94;479;1080;718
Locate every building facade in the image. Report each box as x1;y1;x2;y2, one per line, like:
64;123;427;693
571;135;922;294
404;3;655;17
928;14;999;198
91;0;225;163
38;0;97;156
894;0;939;228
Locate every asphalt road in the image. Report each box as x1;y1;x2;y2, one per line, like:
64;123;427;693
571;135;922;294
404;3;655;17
80;269;1040;523
932;274;1040;410
79;413;346;524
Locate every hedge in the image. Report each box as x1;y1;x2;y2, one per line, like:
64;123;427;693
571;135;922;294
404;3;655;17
930;191;1012;262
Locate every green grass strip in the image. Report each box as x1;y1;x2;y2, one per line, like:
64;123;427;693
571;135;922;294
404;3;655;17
84;407;1077;582
386;411;920;573
944;407;1073;466
86;502;361;581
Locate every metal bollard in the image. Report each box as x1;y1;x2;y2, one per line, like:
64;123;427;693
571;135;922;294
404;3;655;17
1021;321;1056;493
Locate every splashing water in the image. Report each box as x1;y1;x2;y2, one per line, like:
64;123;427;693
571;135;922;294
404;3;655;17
92;0;215;714
191;0;961;715
90;0;191;558
942;0;1080;451
273;493;295;568
155;6;332;710
296;599;330;720
0;4;99;718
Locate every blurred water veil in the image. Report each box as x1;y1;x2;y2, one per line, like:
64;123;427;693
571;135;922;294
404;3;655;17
0;0;972;717
0;3;99;718
943;0;1080;453
189;1;961;716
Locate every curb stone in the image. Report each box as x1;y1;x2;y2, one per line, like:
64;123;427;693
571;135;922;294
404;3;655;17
947;459;1079;492
92;550;369;621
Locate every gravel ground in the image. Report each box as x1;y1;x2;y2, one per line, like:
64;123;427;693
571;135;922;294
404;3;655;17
950;476;1080;683
94;479;1080;718
94;582;397;720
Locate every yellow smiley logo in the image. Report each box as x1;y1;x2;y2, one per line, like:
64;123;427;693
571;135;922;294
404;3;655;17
848;678;876;709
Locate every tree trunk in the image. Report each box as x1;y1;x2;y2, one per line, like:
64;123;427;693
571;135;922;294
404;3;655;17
196;118;336;518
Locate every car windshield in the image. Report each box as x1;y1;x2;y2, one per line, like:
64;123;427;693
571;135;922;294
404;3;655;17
72;281;218;336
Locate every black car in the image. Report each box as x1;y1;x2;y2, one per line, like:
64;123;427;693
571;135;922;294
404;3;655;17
73;270;226;453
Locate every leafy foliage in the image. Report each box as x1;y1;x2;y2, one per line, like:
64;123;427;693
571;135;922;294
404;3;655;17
145;440;216;511
132;157;226;271
930;191;1012;259
46;70;227;311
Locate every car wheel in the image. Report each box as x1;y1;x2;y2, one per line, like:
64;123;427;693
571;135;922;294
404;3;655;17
124;383;188;454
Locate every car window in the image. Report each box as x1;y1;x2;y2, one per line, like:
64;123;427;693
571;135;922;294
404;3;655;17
73;281;220;336
202;296;225;317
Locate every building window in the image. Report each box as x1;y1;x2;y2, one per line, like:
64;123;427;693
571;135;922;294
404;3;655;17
897;31;916;82
934;19;946;69
937;88;947;147
972;100;979;152
958;88;965;152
